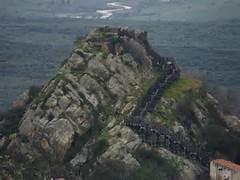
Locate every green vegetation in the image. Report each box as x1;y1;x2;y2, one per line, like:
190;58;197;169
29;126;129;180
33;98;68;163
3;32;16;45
132;148;179;180
96;31;115;39
131;72;160;107
91;138;109;157
0;107;25;136
71;69;83;78
103;105;115;118
205;123;240;159
82;45;95;53
0;86;42;137
89;160;130;180
9;133;17;140
75;42;95;53
64;132;91;162
28;85;42;102
140;75;160;95
76;41;109;60
33;91;47;104
163;78;202;99
151;106;177;127
151;78;203;126
168;156;184;171
100;48;108;59
80;135;109;178
52;72;65;81
99;127;110;139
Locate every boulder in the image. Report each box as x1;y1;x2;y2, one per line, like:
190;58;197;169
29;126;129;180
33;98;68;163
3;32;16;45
99;125;142;169
47;118;74;158
70;147;89;167
87;55;110;80
66;53;85;70
223;115;240;133
155;147;204;180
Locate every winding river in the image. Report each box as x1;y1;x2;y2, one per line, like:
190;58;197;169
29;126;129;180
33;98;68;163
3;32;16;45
96;2;132;19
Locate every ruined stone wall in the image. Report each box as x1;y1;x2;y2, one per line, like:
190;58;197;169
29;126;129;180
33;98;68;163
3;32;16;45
125;58;211;167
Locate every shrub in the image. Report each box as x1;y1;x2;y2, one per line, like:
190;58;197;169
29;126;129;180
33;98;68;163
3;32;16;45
205;124;240;159
91;139;109;157
175;95;196;127
0;106;25;136
131;148;179;180
163;78;202;99
209;86;240;116
89;160;131;180
29;85;42;102
101;48;108;59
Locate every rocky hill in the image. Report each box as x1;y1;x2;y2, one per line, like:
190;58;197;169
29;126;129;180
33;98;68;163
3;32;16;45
0;27;240;180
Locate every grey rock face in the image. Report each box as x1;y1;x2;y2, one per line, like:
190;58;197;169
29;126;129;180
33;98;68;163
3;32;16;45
87;55;110;80
0;136;7;150
224;115;240;133
66;53;85;70
147;146;204;180
99;125;141;168
70;147;89;167
15;27;156;161
47;118;74;158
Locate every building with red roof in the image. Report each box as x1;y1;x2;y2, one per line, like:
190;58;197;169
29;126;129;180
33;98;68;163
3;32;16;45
210;159;240;180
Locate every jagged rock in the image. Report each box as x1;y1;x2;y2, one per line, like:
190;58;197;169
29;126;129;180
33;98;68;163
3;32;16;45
58;96;71;110
207;93;219;105
153;147;204;180
47;118;75;158
2;27;225;179
122;53;138;71
223;115;240;133
45;94;58;108
179;163;204;180
79;74;110;106
99;125;142;168
70;147;89;167
192;103;207;128
172;122;186;136
7;137;41;161
107;75;126;98
87;55;110;80
121;102;134;114
13;27;155;164
65;74;99;108
0;136;7;150
122;38;152;75
66;53;85;70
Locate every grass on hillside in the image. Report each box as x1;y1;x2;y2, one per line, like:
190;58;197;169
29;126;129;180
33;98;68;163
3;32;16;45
163;78;202;99
132;148;180;180
150;78;202;126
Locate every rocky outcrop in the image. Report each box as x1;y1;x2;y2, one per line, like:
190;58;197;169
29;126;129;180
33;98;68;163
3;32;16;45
99;125;142;168
13;27;159;161
223;115;240;133
1;27;239;180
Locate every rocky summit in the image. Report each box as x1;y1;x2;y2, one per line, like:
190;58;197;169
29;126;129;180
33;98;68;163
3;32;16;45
0;27;240;180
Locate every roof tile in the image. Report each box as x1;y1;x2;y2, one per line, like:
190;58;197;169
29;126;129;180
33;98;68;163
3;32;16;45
213;159;240;172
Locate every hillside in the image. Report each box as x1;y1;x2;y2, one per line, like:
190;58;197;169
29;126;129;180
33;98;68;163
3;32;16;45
0;27;240;180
